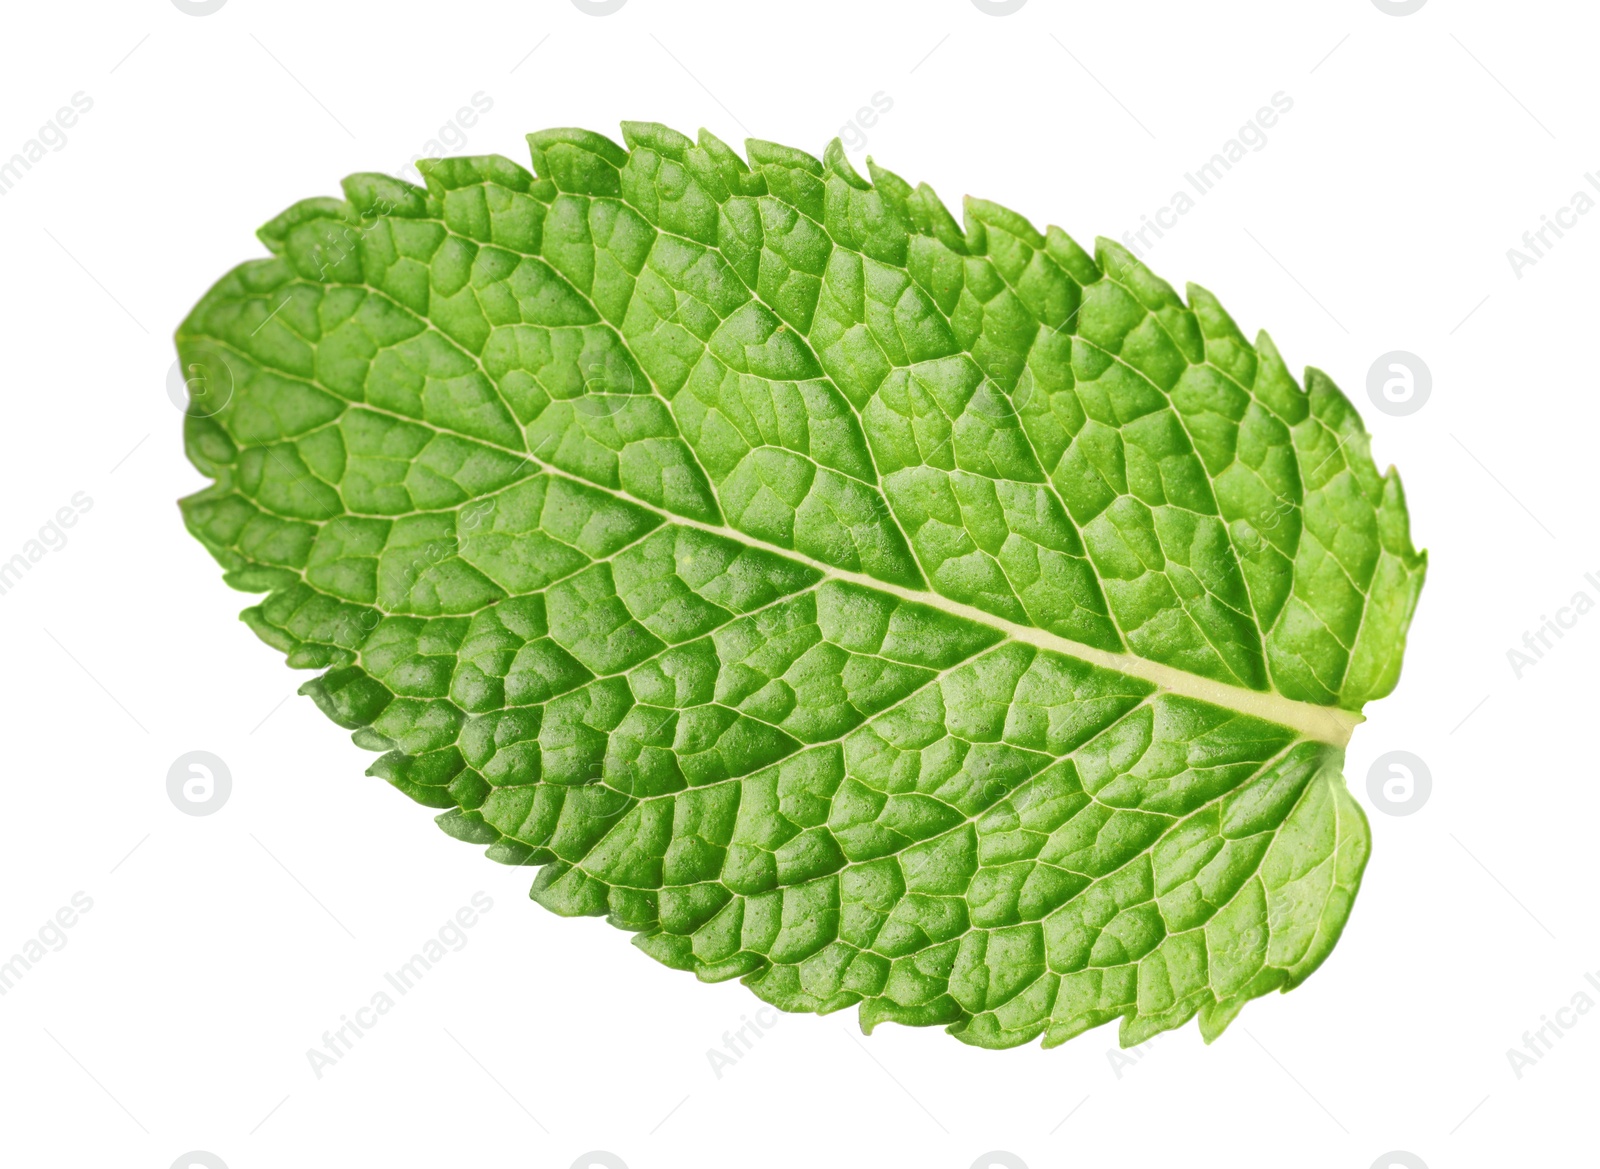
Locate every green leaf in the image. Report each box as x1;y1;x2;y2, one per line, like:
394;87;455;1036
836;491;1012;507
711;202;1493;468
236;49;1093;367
176;124;1425;1049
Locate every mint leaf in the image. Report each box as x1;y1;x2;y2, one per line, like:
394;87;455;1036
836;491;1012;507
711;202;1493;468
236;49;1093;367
176;123;1425;1048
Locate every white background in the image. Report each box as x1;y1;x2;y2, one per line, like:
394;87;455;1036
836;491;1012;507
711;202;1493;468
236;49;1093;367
0;1;1594;1167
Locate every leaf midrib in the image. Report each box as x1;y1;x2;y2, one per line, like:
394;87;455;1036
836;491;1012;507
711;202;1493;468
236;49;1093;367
514;446;1362;747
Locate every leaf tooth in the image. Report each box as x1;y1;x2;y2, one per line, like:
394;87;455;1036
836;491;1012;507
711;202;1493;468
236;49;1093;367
910;181;967;254
1093;233;1139;277
254;195;355;255
864;157;907;195
1250;329;1314;425
1196;994;1250;1043
822;137;871;190
436;807;500;845
411;156;528;212
743;137;824;176
696;127;748;170
1093;235;1184;311
619;120;694;160
696;127;755;184
959;194;992;255
1184;282;1241;339
693;127;762;198
1303;365;1372;450
1303;365;1392;505
340;172;429;220
1043;224;1100;283
525;127;627;193
863;158;910;224
1378;469;1427;567
1185;282;1259;385
964;195;1046;250
1289;359;1426;615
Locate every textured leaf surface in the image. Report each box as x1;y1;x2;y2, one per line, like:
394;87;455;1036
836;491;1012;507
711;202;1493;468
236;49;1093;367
177;124;1424;1048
